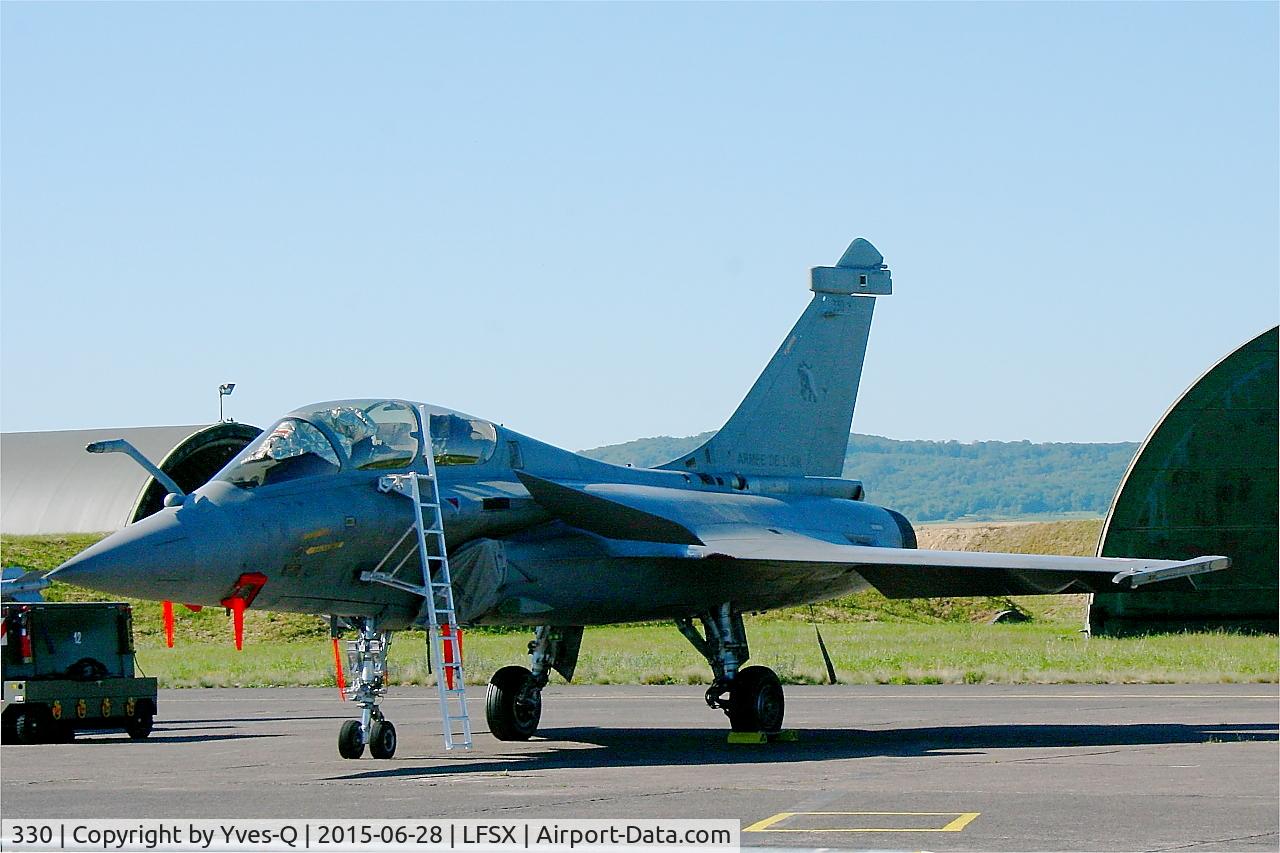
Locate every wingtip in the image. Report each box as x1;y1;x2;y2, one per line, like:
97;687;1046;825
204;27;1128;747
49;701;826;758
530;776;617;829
1111;555;1232;589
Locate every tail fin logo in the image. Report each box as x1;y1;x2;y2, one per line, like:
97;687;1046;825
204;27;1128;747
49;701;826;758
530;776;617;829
798;362;819;403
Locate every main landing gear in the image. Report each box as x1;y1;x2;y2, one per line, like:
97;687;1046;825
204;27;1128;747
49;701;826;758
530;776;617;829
337;618;398;760
677;603;785;733
484;609;782;740
485;626;581;741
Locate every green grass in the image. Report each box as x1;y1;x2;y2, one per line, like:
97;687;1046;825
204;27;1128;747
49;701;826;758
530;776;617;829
8;526;1277;688
136;620;1278;688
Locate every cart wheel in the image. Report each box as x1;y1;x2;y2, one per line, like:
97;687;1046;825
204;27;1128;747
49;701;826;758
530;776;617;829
369;719;397;759
14;705;52;744
125;700;155;740
1;709;17;743
338;720;365;759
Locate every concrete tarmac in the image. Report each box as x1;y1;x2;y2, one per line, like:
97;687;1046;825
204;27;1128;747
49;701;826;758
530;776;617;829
2;684;1276;851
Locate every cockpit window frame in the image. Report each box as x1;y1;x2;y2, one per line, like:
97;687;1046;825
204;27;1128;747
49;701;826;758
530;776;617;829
428;412;498;467
214;416;344;490
213;399;502;488
281;400;426;471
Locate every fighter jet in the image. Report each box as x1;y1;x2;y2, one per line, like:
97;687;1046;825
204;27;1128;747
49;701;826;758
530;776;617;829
51;238;1229;759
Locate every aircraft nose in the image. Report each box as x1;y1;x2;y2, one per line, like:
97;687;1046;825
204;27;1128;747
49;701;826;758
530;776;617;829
51;501;241;604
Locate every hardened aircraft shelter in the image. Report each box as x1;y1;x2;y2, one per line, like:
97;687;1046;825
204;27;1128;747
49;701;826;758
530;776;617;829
1091;326;1279;634
1;423;261;535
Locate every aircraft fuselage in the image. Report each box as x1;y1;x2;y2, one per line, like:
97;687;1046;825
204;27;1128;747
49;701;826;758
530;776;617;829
54;401;903;630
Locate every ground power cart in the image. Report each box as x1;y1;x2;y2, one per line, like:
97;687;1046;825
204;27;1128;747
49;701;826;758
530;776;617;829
2;601;157;744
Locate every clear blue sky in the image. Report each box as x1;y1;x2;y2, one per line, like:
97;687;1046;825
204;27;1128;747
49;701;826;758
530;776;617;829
3;2;1276;450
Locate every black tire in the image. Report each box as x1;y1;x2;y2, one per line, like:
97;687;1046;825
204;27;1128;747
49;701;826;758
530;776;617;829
486;665;541;741
125;700;155;740
338;720;365;759
369;719;397;759
2;708;20;743
727;666;785;733
14;705;52;744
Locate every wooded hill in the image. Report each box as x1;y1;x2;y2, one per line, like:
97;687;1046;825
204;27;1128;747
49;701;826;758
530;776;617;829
581;433;1138;523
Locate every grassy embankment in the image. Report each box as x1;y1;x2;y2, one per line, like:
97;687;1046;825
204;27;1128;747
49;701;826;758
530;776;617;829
4;521;1275;687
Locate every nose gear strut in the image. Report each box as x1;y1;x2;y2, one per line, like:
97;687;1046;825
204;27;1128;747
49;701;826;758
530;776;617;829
337;617;396;759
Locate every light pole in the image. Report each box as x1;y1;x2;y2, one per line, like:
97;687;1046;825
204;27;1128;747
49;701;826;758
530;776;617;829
219;383;236;423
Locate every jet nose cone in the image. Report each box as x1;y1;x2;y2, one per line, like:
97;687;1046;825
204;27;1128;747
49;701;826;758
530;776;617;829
51;503;238;604
52;510;186;596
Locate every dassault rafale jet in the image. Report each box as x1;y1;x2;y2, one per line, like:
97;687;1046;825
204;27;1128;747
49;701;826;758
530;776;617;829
50;238;1229;759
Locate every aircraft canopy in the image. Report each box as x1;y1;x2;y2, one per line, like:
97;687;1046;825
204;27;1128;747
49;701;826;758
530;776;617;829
213;400;497;488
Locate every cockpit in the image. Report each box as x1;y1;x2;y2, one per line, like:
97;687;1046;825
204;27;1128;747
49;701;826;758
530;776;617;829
215;400;498;488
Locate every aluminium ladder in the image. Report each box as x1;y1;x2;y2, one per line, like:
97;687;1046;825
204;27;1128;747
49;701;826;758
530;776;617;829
364;443;472;750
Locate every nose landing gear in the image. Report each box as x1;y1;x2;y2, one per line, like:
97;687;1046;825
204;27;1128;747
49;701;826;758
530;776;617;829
336;617;398;759
677;604;785;733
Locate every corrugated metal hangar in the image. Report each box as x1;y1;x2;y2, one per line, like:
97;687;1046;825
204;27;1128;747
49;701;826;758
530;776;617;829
1;423;261;534
1091;326;1279;634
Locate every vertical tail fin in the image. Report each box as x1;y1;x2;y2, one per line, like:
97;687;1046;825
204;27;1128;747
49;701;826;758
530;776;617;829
661;238;891;478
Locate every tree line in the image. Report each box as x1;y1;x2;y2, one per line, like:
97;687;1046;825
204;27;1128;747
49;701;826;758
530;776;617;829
581;432;1138;523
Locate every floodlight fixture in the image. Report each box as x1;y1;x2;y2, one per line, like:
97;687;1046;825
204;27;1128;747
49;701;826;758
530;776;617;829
219;382;236;422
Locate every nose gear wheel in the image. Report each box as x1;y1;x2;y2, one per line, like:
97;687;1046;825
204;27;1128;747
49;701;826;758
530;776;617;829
338;719;365;759
369;719;398;759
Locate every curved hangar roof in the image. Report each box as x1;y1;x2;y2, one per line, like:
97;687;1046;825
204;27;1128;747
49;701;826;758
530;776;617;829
1;422;261;535
1092;326;1278;633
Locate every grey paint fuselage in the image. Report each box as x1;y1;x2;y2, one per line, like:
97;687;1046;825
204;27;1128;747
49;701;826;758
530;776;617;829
54;404;895;630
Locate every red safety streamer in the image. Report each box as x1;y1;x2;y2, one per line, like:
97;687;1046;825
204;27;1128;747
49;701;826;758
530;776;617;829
228;598;246;651
441;625;463;690
331;637;347;699
219;572;267;652
162;600;175;648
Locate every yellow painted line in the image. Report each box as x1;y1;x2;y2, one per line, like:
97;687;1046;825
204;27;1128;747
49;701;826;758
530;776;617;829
301;528;332;541
745;811;981;833
743;813;793;832
940;813;981;832
304;541;344;556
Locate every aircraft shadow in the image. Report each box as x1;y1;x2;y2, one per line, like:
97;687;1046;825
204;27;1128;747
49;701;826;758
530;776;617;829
1;731;285;746
78;731;285;745
327;721;1278;781
163;716;352;725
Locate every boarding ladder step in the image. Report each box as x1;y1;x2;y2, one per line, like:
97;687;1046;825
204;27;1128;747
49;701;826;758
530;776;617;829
364;420;472;751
